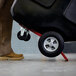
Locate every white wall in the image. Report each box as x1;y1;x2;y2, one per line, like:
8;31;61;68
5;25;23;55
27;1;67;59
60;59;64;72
11;21;76;54
11;21;41;54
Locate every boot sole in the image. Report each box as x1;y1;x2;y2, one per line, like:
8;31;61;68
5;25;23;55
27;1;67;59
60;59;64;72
0;56;24;60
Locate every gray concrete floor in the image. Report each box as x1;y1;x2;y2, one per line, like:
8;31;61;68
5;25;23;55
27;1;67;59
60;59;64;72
0;54;76;76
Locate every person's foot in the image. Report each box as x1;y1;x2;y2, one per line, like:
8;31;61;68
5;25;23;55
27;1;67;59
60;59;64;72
0;52;24;60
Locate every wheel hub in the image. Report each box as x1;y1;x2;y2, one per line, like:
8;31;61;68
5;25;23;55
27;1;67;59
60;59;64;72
44;37;59;52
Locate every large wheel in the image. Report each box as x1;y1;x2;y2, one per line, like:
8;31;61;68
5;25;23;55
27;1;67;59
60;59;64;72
17;31;31;41
38;31;64;57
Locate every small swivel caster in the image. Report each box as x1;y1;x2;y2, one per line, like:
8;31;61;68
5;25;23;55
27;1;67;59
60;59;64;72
17;28;31;41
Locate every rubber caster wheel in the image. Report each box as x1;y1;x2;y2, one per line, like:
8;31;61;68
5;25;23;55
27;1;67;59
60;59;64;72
17;31;31;41
38;31;64;57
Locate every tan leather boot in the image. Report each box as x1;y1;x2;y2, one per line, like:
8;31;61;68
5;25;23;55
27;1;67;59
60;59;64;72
0;52;24;60
0;0;24;60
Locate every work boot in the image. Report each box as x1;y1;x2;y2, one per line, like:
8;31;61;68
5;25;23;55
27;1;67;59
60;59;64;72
0;52;24;60
0;0;24;60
